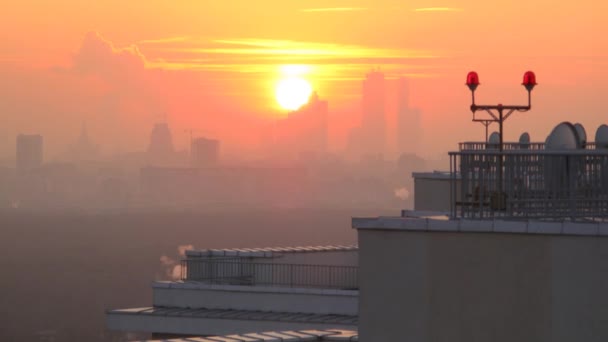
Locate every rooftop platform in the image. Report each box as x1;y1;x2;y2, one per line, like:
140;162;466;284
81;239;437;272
185;245;358;258
412;171;453;180
449;139;608;221
152;281;358;297
142;329;358;341
109;307;357;326
107;306;357;337
352;210;608;237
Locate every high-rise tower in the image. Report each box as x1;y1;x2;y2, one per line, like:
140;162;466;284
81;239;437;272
147;123;175;165
361;70;386;154
397;77;421;154
347;70;387;158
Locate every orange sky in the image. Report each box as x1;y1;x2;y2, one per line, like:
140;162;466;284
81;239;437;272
0;0;606;159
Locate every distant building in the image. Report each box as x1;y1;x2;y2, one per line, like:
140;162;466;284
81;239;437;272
140;166;200;205
139;165;309;208
190;137;220;167
68;124;99;161
147;123;175;165
397;77;421;154
361;70;386;145
16;134;43;172
273;92;329;158
348;70;387;158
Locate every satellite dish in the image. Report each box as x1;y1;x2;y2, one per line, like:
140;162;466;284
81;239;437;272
544;122;584;199
596;124;608;149
545;122;579;150
487;131;500;149
519;132;530;149
574;123;587;148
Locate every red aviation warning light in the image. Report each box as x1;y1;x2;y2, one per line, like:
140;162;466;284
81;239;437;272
522;71;537;91
466;71;480;91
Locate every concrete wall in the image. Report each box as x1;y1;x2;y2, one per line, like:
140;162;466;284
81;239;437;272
358;230;608;342
107;312;355;336
414;176;459;212
153;282;358;315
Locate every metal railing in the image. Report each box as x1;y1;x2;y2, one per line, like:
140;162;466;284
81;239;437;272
450;149;608;221
181;258;358;290
459;142;596;151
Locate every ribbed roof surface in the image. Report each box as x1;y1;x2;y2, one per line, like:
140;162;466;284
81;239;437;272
109;307;358;326
142;329;358;341
186;245;358;258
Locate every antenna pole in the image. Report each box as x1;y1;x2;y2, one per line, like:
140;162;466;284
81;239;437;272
498;107;504;197
465;71;537;211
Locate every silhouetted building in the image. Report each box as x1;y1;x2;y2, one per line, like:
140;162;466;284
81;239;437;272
139;165;309;207
397;78;421;153
191;137;220;167
147;123;175;165
68;124;99;161
16;134;43;172
348;70;387;158
274;92;328;158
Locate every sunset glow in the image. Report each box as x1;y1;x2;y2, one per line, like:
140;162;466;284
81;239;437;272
2;2;608;341
276;77;313;111
0;0;605;157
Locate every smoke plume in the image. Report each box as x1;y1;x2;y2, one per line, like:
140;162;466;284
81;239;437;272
159;244;195;281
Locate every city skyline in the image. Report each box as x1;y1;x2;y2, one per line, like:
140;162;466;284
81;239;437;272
1;1;606;160
2;2;608;341
1;68;427;164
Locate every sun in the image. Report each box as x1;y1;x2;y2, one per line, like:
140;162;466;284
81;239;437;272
275;77;313;111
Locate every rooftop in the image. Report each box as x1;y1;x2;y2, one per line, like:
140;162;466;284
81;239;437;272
353;210;608;236
109;307;358;327
152;281;358;296
140;329;358;341
185;245;358;258
449;136;608;221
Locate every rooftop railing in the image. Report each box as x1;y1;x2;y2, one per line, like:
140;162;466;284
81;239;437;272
459;141;596;151
180;258;358;290
449;148;608;221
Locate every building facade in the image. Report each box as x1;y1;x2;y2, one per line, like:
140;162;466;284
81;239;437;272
107;245;359;337
190;137;220;167
397;77;422;154
348;71;387;158
354;124;608;342
273;92;329;159
16;134;43;172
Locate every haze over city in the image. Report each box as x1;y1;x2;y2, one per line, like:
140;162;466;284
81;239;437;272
1;0;606;160
1;1;606;341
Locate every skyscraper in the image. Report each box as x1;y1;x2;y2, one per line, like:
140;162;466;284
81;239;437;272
147;122;175;165
347;70;387;158
397;77;421;154
273;91;329;158
69;124;99;161
16;134;43;172
361;70;386;154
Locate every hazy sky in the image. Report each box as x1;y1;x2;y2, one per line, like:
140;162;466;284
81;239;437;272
1;0;606;159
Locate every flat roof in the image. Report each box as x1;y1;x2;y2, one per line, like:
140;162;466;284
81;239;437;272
142;329;358;341
108;307;358;326
352;212;608;237
152;281;358;297
412;171;453;180
452;149;608;155
186;245;358;258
